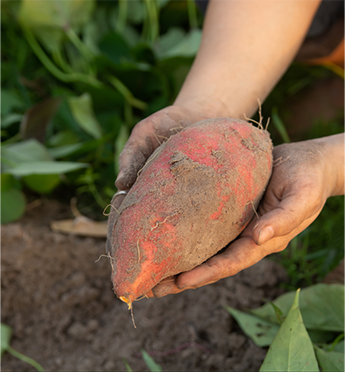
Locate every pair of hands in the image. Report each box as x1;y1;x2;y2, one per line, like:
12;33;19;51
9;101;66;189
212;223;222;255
108;105;343;298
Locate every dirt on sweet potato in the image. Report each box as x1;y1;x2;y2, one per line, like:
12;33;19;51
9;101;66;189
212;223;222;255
108;118;273;305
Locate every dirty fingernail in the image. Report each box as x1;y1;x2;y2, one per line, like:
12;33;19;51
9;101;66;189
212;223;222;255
115;171;124;185
258;226;274;245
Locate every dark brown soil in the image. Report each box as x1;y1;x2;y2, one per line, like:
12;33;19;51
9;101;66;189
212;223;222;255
1;199;287;372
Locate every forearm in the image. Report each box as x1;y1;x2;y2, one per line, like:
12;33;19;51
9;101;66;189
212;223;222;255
174;0;321;118
318;133;345;197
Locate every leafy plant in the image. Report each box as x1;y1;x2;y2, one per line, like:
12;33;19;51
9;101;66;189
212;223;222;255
225;284;345;371
1;0;203;223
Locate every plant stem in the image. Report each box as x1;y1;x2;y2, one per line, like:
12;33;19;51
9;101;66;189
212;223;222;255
23;28;102;89
65;28;94;62
52;50;73;74
144;0;159;43
187;0;198;29
116;0;128;34
7;346;44;372
107;75;147;110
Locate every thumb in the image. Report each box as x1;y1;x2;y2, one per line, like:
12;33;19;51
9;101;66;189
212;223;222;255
252;189;322;245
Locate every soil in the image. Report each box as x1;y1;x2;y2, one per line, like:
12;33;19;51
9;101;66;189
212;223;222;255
1;199;288;372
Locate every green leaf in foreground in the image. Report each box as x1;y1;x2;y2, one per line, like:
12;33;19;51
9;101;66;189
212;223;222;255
260;289;319;371
314;345;344;371
251;284;344;332
224;305;279;347
1;188;26;224
1;324;12;355
141;350;162;372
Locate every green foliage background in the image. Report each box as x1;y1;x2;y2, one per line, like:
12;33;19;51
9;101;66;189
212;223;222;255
1;0;344;285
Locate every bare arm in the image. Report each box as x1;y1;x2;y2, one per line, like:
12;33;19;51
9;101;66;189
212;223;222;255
175;0;322;118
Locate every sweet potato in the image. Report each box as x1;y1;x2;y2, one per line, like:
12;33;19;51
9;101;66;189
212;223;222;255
108;118;273;307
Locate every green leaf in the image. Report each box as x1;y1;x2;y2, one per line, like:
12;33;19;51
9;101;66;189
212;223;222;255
260;289;319;371
126;1;145;24
7;347;44;372
1;323;12;355
18;0;95;52
1;90;25;116
123;358;133;372
159;29;202;59
268;301;285;325
251;284;344;332
23;174;61;194
1;188;26;225
68;93;103;139
333;340;345;353
141;350;162;372
48;143;85;159
1;174;15;192
20;97;62;142
98;32;131;65
1;114;23;129
314;345;344;371
224;305;280;347
114;126;129;175
154;28;186;57
6;161;88;176
2;139;53;173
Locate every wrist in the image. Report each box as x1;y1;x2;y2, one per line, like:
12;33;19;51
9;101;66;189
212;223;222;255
317;133;345;197
173;96;235;120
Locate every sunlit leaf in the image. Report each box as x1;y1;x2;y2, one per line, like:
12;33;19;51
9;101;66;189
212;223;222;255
224;305;280;347
314;345;344;371
260;290;319;371
1;188;26;224
159;29;201;59
7;161;88;176
141;350;162;372
251;284;344;332
2;139;53;166
18;0;95;51
68;93;103;139
48;143;85;159
20;97;62;142
154;28;186;57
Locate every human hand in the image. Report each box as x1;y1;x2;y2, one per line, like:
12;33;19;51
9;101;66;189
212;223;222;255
147;134;344;298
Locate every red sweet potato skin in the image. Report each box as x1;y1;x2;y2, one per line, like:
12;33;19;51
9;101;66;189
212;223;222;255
108;118;273;303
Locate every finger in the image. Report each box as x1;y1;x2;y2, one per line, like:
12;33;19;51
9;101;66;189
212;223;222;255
150;207;321;295
253;186;323;245
150;275;184;298
175;236;264;290
115;106;203;190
